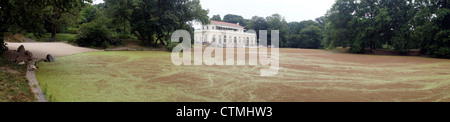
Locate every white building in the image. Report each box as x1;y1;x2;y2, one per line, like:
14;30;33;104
194;21;257;47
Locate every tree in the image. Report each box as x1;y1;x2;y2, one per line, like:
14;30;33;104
77;4;100;24
299;25;323;49
266;14;289;47
322;0;449;57
129;0;209;47
1;0;47;52
44;0;90;38
210;14;222;21
413;0;450;58
286;20;322;48
104;0;133;34
246;16;268;44
75;14;121;48
315;16;326;26
223;14;247;27
324;0;357;50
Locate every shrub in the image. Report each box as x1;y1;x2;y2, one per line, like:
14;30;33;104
67;27;79;34
0;35;8;52
75;22;122;48
166;42;180;52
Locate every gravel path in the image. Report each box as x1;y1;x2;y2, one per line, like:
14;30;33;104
7;42;100;59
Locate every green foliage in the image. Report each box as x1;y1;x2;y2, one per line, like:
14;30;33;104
78;4;99;24
285;20;323;48
123;0;209;47
266;14;289;46
223;14;247;27
246;16;268;43
323;0;450;57
43;0;90;38
166;42;181;52
66;27;79;34
25;33;76;42
75;16;122;48
245;14;325;48
298;25;323;49
210;15;222;21
1;0;48;53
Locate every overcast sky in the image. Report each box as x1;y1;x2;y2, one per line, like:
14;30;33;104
201;0;335;22
92;0;335;22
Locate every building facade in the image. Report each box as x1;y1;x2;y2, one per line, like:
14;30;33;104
194;21;257;47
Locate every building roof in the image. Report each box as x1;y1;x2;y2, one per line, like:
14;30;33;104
210;20;244;28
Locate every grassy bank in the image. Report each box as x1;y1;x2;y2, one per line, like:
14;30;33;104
0;56;35;102
24;33;76;42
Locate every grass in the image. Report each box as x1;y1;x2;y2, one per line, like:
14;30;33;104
36;51;172;102
35;49;450;102
24;33;76;42
0;56;35;102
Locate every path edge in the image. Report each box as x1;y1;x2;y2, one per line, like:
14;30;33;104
26;60;48;102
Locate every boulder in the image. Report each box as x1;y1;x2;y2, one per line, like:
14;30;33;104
14;55;20;62
46;54;56;62
17;45;25;53
25;50;33;58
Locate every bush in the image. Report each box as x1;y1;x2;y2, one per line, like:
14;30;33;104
0;42;7;52
75;22;122;48
0;34;8;52
67;27;79;34
166;42;180;52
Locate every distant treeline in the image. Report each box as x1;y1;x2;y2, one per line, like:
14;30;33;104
1;0;449;58
214;0;449;58
323;0;450;58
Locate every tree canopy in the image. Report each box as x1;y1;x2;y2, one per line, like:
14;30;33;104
324;0;450;57
105;0;209;46
1;0;47;52
210;14;222;21
223;14;248;27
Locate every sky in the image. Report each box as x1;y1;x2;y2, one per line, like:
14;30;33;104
201;0;335;22
92;0;336;22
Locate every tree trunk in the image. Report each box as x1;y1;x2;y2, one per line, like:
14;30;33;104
0;32;6;52
160;37;167;46
123;20;127;33
51;13;61;39
153;36;160;47
51;23;57;39
148;34;153;47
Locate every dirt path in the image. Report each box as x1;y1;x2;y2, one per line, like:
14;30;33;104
6;42;100;59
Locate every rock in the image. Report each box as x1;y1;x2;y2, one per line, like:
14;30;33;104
25;50;33;58
17;45;25;53
14;55;20;62
46;54;56;62
30;65;38;71
18;61;26;65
